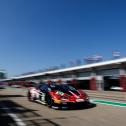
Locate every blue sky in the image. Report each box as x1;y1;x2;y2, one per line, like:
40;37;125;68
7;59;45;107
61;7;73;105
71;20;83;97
0;0;126;76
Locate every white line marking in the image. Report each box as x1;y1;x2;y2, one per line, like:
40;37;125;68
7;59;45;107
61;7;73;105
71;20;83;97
0;103;26;126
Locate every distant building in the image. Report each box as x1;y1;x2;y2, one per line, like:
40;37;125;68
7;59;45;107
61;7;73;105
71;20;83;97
2;58;126;92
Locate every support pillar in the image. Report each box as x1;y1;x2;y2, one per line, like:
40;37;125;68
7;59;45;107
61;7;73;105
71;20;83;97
119;64;126;92
119;75;126;92
70;79;79;88
90;77;97;90
96;76;104;91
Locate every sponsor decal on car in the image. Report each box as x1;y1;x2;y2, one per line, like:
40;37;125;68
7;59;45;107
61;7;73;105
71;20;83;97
56;91;64;96
54;99;61;104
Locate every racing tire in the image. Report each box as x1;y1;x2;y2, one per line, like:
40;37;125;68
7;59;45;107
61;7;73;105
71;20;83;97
46;95;54;108
27;91;35;102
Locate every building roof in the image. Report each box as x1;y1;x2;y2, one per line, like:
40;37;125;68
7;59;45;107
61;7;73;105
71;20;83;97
10;57;126;79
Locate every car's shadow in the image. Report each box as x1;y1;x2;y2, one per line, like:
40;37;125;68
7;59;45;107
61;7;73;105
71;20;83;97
55;102;97;111
0;100;61;126
0;95;25;98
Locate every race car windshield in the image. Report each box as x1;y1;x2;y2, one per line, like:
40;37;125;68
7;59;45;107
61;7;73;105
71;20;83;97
59;85;76;91
50;84;78;94
58;85;79;95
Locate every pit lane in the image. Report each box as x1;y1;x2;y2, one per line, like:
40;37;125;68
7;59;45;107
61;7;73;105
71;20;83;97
0;87;126;126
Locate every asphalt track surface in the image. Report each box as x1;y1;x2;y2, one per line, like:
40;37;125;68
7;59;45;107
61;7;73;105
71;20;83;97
0;87;126;126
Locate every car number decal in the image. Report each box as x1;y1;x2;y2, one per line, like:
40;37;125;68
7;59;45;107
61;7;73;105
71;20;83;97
40;92;45;102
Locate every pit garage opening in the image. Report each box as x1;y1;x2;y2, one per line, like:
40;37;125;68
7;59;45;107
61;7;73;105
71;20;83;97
67;79;90;90
78;80;90;90
103;76;122;91
69;77;97;90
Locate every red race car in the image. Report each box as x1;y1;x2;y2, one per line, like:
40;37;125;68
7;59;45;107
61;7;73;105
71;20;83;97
27;83;90;109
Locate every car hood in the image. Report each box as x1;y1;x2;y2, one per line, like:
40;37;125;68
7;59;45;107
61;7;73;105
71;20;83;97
51;89;88;100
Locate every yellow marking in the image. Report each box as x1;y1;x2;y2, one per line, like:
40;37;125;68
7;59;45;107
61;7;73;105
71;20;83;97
54;99;61;104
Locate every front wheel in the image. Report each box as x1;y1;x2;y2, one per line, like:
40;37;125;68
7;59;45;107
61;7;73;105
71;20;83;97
46;95;54;108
